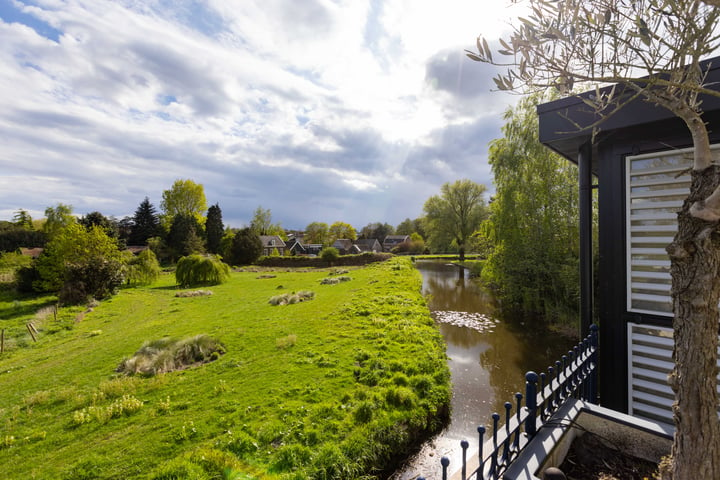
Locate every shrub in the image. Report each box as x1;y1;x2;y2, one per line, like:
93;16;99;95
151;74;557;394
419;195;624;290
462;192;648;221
58;258;126;304
175;255;230;287
320;247;339;265
15;264;41;293
126;249;161;285
36;223;127;303
227;228;262;266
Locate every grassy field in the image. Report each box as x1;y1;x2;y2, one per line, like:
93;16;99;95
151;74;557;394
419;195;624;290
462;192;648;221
0;257;450;479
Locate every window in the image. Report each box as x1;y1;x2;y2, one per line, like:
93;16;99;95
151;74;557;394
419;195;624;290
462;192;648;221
626;145;720;315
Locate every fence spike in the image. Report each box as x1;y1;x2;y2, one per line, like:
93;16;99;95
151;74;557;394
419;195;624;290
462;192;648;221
461;439;469;480
441;456;450;480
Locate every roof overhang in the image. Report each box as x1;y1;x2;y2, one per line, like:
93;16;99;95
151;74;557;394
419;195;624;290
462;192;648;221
537;57;720;168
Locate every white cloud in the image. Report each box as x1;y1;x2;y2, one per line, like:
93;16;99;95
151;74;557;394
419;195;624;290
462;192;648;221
0;0;519;229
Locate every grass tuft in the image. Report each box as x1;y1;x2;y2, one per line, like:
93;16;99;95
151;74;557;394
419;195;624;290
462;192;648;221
175;289;213;298
116;335;225;376
268;291;314;305
276;334;297;349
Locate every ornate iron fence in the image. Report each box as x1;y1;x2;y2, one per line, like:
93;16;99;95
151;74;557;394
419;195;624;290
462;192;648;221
422;324;598;480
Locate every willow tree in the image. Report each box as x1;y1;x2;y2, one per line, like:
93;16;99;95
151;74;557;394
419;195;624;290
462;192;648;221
466;1;720;477
423;179;487;261
486;94;582;322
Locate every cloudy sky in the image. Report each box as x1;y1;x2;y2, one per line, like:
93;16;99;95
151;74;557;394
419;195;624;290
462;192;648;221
0;0;521;230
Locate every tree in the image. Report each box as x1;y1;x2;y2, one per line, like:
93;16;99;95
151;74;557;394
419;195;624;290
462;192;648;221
43;203;75;239
117;216;135;245
205;204;224;254
485;94;583;322
166;214;205;261
328;221;357;244
160;179;207;227
79;211;118;237
250;206;284;238
126;249;161;286
175;254;230;287
304;221;329;245
465;1;720;476
423;179;487;261
12;209;33;230
35;223;127;303
228;227;263;266
358;222;395;243
130;197;160;245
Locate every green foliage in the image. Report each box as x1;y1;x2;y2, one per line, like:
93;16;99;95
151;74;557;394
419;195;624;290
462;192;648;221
35;223;127;303
116;334;226;376
359;222;395;243
484;94;587;323
250;206;284;237
396;217;426;239
0;228;46;253
0;251;32;273
304;221;329;245
59;258;126;304
175;255;230;287
12;209;34;230
227;228;262;266
79;212;118;238
161;179;208;228
320;246;339;265
423;179;488;260
328;221;357;243
205;204;224;254
167;214;205;261
130;197;161;245
126;249;161;286
43;203;75;239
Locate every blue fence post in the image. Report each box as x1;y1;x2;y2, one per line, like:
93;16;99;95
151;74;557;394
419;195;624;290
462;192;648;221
477;426;485;480
461;439;469;480
501;402;512;463
589;323;599;404
514;392;523;450
525;371;539;437
441;456;450;480
490;412;500;476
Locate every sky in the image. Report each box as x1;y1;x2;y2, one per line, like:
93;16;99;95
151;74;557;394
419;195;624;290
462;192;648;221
0;0;521;230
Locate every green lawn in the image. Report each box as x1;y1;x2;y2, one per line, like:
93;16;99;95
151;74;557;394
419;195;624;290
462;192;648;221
0;257;450;479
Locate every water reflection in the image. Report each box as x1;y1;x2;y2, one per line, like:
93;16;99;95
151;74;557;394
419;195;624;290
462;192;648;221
390;260;575;480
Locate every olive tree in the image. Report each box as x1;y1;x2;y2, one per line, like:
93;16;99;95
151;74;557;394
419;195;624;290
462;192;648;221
465;1;720;477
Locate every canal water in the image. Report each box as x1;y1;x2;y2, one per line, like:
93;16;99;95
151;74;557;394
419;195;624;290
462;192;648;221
390;260;576;479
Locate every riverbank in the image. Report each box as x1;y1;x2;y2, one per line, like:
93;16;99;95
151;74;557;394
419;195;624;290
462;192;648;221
0;257;450;479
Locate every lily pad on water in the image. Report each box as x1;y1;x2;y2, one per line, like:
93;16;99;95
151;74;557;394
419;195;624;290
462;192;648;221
433;311;500;333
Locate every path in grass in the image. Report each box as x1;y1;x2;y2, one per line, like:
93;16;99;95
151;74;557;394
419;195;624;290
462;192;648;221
0;257;450;479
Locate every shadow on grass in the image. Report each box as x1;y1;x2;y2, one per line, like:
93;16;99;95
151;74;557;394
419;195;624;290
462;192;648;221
0;297;57;322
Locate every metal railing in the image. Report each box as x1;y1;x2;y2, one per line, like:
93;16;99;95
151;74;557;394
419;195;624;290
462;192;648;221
422;324;598;480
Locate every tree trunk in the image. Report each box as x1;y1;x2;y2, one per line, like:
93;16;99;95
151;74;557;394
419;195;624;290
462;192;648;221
666;165;720;479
